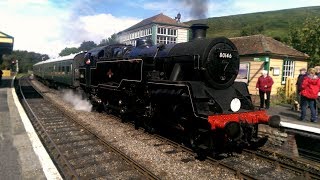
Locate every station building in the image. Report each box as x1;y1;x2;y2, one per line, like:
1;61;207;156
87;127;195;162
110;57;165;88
0;31;14;76
0;31;14;55
117;13;190;46
231;34;308;95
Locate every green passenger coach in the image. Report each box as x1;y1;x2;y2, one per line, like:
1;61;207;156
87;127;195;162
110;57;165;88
33;52;86;88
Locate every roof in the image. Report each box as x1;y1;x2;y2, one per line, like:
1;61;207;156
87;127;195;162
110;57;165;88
230;34;309;59
34;52;84;66
0;31;14;54
120;13;189;33
0;31;13;39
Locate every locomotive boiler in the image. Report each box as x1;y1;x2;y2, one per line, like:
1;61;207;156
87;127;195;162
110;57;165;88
35;24;280;156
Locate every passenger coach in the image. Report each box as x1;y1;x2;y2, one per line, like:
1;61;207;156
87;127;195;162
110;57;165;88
33;52;86;88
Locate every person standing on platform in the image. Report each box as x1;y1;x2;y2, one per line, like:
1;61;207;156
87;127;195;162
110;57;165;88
315;66;320;77
256;70;274;109
314;66;320;113
296;68;307;103
299;68;320;122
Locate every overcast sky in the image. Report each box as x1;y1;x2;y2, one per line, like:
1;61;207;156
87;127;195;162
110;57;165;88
1;0;320;57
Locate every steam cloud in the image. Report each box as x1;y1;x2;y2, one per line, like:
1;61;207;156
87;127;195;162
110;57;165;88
62;89;92;112
183;0;208;19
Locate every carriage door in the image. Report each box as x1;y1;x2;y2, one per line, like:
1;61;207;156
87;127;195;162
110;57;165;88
73;52;86;88
73;65;80;87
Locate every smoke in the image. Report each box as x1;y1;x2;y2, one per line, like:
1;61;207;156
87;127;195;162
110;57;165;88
182;0;208;19
62;89;92;112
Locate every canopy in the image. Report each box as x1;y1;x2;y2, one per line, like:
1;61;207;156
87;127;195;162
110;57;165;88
0;31;14;54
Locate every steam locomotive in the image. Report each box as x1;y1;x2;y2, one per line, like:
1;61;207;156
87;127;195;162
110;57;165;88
34;24;280;156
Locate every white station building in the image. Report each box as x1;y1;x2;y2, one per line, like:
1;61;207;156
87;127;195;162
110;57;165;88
117;13;190;46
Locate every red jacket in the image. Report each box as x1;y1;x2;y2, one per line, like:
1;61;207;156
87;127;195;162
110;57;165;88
301;75;320;99
256;75;274;92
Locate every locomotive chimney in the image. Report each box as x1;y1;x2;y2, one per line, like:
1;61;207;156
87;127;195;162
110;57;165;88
190;23;209;40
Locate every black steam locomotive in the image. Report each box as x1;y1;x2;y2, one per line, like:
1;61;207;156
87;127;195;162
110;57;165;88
34;24;280;155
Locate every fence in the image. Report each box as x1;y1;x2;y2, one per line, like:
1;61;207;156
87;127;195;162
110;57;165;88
285;77;297;102
2;70;11;77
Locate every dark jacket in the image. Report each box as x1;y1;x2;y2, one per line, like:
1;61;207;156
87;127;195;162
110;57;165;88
256;75;274;92
296;74;307;93
301;75;320;99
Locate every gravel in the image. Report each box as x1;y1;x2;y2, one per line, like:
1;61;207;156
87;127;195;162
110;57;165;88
31;79;296;179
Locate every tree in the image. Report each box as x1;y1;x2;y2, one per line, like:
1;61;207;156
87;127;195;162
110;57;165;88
41;54;50;61
240;24;265;36
78;41;97;51
1;50;46;72
288;17;320;67
99;33;119;46
59;47;79;56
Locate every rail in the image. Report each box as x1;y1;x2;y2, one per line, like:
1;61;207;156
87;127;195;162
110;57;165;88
17;76;160;179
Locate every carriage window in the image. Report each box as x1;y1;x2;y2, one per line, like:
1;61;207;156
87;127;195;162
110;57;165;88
66;66;70;73
62;66;65;72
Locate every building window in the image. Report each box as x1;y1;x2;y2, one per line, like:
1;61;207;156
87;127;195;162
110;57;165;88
127;28;152;41
282;60;295;84
158;27;166;35
156;27;177;44
157;36;176;44
168;29;177;36
157;27;177;36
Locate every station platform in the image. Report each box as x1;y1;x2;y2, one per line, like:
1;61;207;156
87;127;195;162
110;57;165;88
0;77;61;179
266;104;320;135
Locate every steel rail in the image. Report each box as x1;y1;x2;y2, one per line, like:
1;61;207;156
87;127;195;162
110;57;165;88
23;77;160;180
151;134;258;180
52;100;161;180
150;132;320;179
28;76;320;179
244;149;320;180
18;77;80;179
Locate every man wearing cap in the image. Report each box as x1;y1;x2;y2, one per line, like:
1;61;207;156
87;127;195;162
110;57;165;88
256;70;274;109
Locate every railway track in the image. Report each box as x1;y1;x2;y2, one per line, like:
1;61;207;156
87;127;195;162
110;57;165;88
16;76;160;179
117;119;320;179
22;76;320;179
247;148;320;178
149;134;320;179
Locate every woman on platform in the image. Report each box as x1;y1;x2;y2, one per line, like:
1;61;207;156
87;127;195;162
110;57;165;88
256;70;274;109
299;68;320;122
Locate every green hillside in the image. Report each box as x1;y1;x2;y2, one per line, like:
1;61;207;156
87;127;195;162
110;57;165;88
186;6;320;41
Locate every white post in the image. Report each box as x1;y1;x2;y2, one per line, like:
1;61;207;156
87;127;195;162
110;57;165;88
16;60;19;73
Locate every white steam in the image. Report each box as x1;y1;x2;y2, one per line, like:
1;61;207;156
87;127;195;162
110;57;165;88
62;89;92;112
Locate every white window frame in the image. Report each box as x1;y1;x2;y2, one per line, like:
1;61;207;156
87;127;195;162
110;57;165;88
282;60;295;84
156;35;176;44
